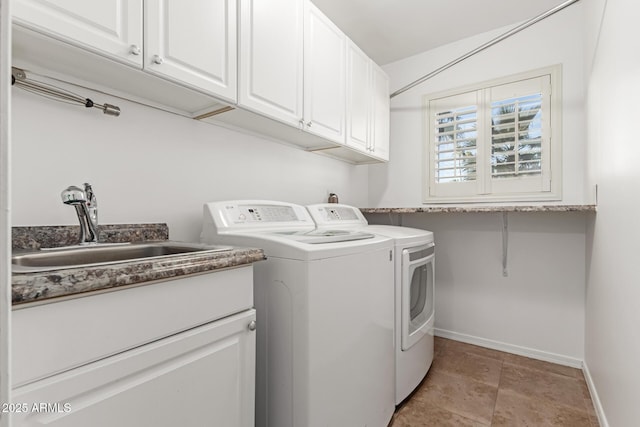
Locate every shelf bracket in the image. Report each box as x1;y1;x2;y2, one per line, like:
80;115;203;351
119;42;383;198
502;212;509;277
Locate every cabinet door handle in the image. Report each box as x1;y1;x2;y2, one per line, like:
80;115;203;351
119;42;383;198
248;320;257;331
129;45;141;56
306;121;312;127
152;55;164;65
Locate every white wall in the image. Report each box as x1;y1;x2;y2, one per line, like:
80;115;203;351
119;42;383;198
367;211;587;364
369;2;588;207
584;0;640;425
363;2;589;363
0;0;12;424
11;87;368;241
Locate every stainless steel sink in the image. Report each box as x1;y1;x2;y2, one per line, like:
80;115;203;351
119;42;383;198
12;241;233;273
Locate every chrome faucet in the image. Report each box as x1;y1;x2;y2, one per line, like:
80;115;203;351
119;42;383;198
61;182;99;244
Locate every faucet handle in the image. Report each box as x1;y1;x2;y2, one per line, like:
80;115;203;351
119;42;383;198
83;183;98;225
83;183;96;206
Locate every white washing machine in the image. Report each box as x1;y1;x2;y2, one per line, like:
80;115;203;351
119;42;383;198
201;200;395;427
307;204;435;405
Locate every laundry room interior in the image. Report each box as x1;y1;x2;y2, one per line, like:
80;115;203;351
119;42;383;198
1;0;637;426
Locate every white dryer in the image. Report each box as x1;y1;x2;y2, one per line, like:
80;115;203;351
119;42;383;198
201;201;395;427
307;204;435;405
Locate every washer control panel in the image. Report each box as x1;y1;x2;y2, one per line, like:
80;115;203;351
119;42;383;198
205;200;316;232
231;204;300;223
307;204;368;228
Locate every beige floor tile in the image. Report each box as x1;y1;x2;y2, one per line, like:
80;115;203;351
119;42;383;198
411;369;498;425
392;398;488;427
503;353;581;378
499;364;588;412
492;389;591;427
431;349;503;387
434;336;447;357
393;339;599;427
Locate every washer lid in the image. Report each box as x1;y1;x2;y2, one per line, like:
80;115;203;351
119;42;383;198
274;229;375;244
366;225;434;245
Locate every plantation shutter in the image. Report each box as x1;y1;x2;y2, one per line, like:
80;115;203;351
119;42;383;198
428;91;483;198
425;69;558;202
488;75;551;194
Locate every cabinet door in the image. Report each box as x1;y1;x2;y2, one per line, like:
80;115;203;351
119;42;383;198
346;40;371;152
371;63;390;161
12;0;143;67
12;310;256;427
145;0;237;102
238;0;304;127
303;2;346;143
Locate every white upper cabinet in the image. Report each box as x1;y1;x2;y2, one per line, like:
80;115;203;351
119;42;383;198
12;0;390;163
145;0;237;102
238;0;304;127
371;62;390;161
303;1;346;144
13;0;237;102
346;40;371;152
345;41;390;161
12;0;143;67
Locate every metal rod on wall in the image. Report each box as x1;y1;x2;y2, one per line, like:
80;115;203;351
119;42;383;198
389;0;581;99
11;67;121;116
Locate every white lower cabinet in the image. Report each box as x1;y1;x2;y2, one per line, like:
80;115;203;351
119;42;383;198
12;309;256;427
12;266;256;427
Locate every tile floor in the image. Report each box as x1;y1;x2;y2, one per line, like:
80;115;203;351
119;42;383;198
391;337;599;426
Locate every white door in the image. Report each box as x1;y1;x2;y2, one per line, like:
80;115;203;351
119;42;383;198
144;0;237;102
371;63;390;161
12;310;256;427
346;40;370;152
12;0;143;67
401;244;435;350
238;0;304;127
303;2;346;143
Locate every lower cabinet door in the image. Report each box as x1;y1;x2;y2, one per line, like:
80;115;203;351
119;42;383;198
12;309;256;427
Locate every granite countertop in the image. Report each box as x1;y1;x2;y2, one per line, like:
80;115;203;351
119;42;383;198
360;205;597;214
12;224;265;306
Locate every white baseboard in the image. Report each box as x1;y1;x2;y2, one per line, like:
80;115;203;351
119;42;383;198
434;328;583;368
582;360;609;427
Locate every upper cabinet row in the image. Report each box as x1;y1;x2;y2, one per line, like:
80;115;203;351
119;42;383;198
12;0;237;102
11;0;389;163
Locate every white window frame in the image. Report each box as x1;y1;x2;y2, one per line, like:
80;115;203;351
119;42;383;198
423;65;562;203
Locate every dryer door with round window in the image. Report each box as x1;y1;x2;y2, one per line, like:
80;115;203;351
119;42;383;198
401;243;435;350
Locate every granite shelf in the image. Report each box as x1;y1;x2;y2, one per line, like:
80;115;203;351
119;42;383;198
360;205;597;214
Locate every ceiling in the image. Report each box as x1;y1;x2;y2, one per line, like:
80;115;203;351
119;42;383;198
311;0;571;65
